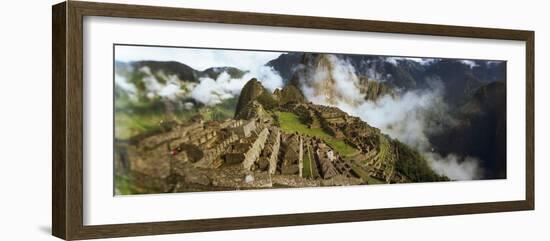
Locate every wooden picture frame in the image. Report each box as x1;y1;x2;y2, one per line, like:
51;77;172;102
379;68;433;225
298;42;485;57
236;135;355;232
52;1;534;240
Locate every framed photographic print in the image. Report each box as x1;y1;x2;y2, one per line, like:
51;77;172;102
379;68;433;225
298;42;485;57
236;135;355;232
52;1;534;240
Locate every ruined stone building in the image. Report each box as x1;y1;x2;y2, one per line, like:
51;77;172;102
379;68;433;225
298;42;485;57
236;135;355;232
280;133;304;175
242;127;269;171
231;118;257;138
257;127;281;174
122;100;371;192
313;141;340;179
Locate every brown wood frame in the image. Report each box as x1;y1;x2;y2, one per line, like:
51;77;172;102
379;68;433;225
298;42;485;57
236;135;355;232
52;1;535;240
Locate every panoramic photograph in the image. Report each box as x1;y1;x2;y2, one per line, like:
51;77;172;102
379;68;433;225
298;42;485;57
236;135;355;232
113;45;507;195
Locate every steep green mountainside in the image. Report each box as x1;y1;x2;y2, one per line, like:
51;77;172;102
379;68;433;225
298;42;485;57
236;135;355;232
430;81;506;179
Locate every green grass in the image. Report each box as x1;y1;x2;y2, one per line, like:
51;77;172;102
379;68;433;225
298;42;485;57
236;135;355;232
325;139;358;157
276;111;331;138
114;174;138;195
302;149;313;179
351;164;385;185
115;113;166;140
304;145;321;179
115;97;238;140
365;175;386;184
276;111;358;158
308;145;320;178
199;106;234;121
201;97;238;121
394;141;450;182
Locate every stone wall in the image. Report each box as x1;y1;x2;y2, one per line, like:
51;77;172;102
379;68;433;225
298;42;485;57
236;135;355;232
232;119;257;138
242;127;269;170
220;119;244;129
195;133;238;168
332;157;355;178
268;128;281;174
280;134;303;175
257;127;281;174
298;135;304;177
313;142;339;179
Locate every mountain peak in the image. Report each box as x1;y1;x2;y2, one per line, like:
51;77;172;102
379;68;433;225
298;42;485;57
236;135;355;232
273;84;305;105
235;78;268;118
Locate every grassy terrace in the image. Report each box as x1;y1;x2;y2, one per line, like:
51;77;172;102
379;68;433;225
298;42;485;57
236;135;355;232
275;111;359;158
302;147;313;179
351;164;385;184
325;139;358;156
302;143;320;179
276;111;330;138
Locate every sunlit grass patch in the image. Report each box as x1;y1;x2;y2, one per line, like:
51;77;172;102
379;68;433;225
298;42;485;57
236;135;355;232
275;111;359;158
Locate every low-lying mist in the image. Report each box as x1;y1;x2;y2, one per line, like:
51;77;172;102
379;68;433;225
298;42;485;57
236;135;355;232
116;64;283;106
296;54;483;180
192;65;283;105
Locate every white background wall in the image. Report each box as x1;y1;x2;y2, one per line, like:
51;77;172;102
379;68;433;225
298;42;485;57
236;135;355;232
0;0;547;240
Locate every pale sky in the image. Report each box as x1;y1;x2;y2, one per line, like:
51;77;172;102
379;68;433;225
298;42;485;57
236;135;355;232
115;45;284;71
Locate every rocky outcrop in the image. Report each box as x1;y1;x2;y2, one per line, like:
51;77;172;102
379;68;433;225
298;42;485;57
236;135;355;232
287;53;393;104
359;77;394;101
273;84;305;105
235;78;268;118
235;100;270;120
289;54;350;105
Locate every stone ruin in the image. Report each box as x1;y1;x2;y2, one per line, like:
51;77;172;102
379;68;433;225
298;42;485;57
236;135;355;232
121;102;377;193
257;127;281;174
279;133;304;176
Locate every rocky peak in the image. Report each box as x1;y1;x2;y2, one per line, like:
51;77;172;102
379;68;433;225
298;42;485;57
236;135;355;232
358;76;394;101
273;84;305;105
235;78;268;118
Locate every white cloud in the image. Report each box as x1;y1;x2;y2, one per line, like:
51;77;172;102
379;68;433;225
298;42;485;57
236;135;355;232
385;57;399;66
190;66;283;105
115;74;136;94
460;60;478;68
386;56;439;66
191;72;237;105
424;153;482;180
115;45;283;71
115;45;284;105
